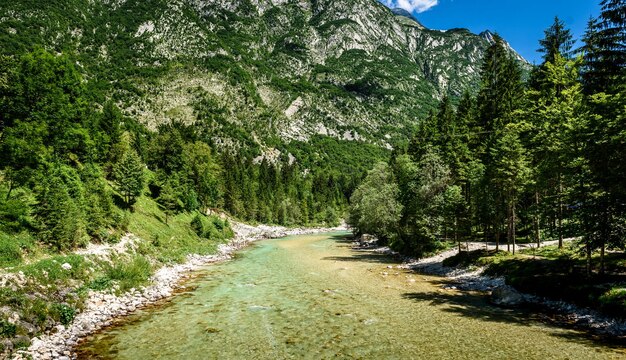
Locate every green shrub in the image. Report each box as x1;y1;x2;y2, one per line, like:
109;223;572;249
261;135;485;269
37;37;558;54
0;318;17;337
55;304;76;325
88;276;113;291
599;287;626;318
191;214;233;241
0;232;22;267
106;255;152;293
191;214;205;237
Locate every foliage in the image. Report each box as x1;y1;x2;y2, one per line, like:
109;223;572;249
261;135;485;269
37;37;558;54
348;162;402;243
0;232;22;267
113;146;146;207
104;255;152;294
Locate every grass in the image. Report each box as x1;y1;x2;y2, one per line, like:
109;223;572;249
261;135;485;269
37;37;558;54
103;255;153;294
127;195;230;264
0;232;36;267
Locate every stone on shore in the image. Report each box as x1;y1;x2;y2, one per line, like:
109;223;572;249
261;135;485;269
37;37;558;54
490;285;524;307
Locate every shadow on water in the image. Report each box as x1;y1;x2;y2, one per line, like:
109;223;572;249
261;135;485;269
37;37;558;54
402;290;626;351
326;234;626;351
322;253;398;264
328;233;355;243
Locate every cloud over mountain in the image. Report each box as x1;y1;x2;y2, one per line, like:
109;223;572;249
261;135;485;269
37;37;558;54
381;0;439;13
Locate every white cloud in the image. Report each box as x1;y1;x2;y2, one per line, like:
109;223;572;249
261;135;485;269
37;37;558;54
381;0;439;13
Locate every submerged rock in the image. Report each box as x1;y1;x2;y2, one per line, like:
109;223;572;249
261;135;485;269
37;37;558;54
490;285;524;307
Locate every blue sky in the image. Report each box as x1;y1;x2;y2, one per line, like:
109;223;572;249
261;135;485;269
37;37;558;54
380;0;601;64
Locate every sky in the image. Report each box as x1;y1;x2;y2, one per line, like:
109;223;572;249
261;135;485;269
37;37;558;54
380;0;602;64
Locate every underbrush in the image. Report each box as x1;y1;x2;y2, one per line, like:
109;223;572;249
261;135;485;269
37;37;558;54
0;232;36;267
101;255;153;294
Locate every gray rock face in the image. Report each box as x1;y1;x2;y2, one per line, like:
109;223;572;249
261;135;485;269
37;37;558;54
490;285;524;307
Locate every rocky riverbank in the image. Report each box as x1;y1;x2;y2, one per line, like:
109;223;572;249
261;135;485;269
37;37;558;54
13;223;346;360
396;244;626;337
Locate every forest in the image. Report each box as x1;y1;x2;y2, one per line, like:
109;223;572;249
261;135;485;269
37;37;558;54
349;1;625;271
0;48;369;257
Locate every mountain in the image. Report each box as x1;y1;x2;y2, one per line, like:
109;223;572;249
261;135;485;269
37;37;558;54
390;8;425;28
0;0;529;153
480;30;528;63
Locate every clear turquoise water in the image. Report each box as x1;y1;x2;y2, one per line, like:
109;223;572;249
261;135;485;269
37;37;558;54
77;233;626;359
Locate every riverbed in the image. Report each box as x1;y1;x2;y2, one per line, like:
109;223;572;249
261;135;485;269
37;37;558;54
76;232;626;359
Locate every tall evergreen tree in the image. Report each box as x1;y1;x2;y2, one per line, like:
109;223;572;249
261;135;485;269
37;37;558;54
490;129;531;254
581;0;626;94
476;35;524;246
538;17;574;63
113;148;145;207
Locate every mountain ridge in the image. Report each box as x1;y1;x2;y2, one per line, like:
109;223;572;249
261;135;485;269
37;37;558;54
0;0;530;153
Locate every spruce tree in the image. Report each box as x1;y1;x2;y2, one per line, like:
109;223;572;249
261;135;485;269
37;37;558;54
113;148;145;207
157;180;182;225
581;0;626;94
36;171;86;250
476;35;524;245
490;129;531;254
538;17;574;63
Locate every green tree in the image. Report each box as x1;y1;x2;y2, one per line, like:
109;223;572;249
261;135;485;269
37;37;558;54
522;54;584;248
581;0;626;94
538;16;574;63
113;148;145;207
490;129;531;254
393;149;451;255
182;142;222;210
35;167;86;250
157;180;183;225
348;162;402;244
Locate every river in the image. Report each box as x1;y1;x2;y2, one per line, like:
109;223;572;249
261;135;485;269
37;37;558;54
77;232;626;359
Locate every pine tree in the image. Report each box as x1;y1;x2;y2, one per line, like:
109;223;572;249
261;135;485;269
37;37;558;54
581;0;626;94
522;54;584;248
476;35;524;245
157;180;182;225
36;170;86;250
113;148;145;207
490;129;531;254
538;17;574;63
477;34;524;140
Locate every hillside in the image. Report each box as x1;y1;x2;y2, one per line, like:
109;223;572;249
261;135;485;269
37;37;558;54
0;0;528;152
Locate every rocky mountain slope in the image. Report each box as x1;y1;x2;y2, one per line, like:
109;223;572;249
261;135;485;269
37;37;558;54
0;0;529;151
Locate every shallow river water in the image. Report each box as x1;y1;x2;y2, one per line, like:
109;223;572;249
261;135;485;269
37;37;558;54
77;232;626;359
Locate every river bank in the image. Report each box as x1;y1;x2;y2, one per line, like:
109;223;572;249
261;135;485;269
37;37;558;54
12;223;346;360
387;242;626;337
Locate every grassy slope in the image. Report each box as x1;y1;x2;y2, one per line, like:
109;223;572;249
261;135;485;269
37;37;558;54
0;193;231;353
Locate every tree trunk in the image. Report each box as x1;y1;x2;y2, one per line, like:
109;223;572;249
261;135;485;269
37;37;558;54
495;224;500;252
512;203;517;255
558;173;564;249
600;207;608;276
506;204;511;253
600;240;605;276
455;216;461;253
534;191;541;248
586;237;592;277
6;179;13;201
